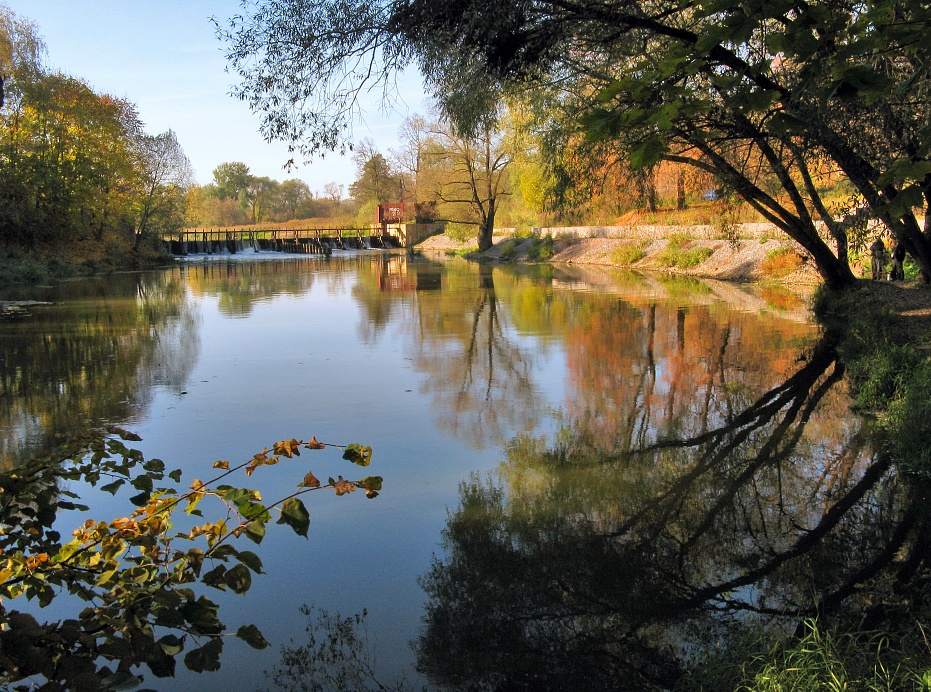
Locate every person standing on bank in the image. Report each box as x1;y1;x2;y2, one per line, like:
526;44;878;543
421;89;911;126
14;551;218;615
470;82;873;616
891;239;906;281
870;236;886;280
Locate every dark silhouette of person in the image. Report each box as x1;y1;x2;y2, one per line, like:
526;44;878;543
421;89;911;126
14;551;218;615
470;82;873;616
891;240;906;281
870;237;886;280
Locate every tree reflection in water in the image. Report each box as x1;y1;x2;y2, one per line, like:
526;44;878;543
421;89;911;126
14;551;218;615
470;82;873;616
0;271;198;468
415;322;927;690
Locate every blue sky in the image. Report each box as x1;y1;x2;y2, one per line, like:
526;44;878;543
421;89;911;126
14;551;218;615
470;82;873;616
11;1;427;192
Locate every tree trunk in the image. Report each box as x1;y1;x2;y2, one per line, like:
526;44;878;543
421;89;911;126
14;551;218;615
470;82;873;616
477;202;495;252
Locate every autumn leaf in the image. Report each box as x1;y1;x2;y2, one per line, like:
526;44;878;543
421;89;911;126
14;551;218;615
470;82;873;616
305;436;326;450
333;477;356;496
273;438;301;458
299;471;321;488
212;460;229;470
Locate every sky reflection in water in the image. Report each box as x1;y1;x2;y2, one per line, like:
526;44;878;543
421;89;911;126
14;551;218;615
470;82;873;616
2;251;899;691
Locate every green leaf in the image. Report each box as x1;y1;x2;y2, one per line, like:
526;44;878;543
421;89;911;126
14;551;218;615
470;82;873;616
342;444;373;467
223;563;252;594
146;648;177;678
243;519;266;544
202;564;228;590
237;550;264;574
158;634;184;656
129;491;150;506
629;136;667;169
100;479;125;495
131;474;154;493
236;624;270;650
169;469;183;482
277;497;310;538
359;476;383;492
100;670;142;690
184;637;223;673
143;458;165;473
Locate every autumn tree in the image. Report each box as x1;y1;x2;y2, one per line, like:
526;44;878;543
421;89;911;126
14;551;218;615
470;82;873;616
217;0;931;288
389;114;430;210
133;129;193;249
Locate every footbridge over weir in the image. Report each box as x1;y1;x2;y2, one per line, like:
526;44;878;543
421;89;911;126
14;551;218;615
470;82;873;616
163;222;442;256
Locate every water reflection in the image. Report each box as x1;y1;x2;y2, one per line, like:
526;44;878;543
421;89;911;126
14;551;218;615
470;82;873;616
2;254;912;690
414;324;919;690
0;272;197;467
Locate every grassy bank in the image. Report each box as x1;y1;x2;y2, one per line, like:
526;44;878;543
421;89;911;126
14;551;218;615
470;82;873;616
683;280;931;691
0;243;174;290
815;282;931;476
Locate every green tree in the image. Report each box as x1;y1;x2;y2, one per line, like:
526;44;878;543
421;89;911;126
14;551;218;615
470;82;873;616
278;178;312;219
424;116;512;251
212;161;253;202
244;174;278;223
349;139;400;205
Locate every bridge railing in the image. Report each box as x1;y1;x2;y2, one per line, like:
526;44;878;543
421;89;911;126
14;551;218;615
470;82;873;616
164;222;444;248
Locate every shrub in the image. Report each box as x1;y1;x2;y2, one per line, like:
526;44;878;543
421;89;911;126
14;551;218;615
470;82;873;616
848;344;921;411
888;360;931;475
527;235;556;261
610;243;646;265
498;238;519;260
760;247;803;278
657;235;713;268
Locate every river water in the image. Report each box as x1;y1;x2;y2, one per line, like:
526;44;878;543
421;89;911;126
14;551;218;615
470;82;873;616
0;251;915;690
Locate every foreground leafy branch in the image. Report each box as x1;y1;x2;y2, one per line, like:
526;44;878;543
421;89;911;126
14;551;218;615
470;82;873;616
0;427;381;689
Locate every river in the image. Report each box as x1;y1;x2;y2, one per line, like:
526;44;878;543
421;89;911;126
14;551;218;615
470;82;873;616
1;250;917;690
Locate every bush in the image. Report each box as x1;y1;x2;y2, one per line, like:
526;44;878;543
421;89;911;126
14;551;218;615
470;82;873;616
498;238;520;260
888;360;931;475
657;235;714;268
760;247;803;278
610;243;646;265
527;235;556;261
848;344;921;411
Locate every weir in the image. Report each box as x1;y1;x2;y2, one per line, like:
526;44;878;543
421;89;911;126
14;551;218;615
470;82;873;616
163;223;443;256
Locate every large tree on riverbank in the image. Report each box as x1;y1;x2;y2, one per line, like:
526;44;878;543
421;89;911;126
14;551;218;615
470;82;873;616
217;0;931;289
1;4;191;256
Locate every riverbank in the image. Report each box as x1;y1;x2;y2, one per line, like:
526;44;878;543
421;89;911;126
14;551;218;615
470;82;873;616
419;232;822;283
0;244;173;290
418;232;931;352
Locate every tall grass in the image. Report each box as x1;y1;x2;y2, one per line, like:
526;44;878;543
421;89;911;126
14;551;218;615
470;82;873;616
610;242;647;265
657;234;714;268
685;619;931;692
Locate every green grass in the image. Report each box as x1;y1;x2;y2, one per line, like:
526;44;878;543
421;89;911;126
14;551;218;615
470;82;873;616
814;285;931;476
657;234;714;268
610;242;646;265
685;619;931;692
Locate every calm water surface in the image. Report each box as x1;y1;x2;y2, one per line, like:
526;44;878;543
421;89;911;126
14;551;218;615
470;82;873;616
2;251;908;690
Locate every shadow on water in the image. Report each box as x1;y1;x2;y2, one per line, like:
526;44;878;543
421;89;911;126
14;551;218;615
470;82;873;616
412;327;931;690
